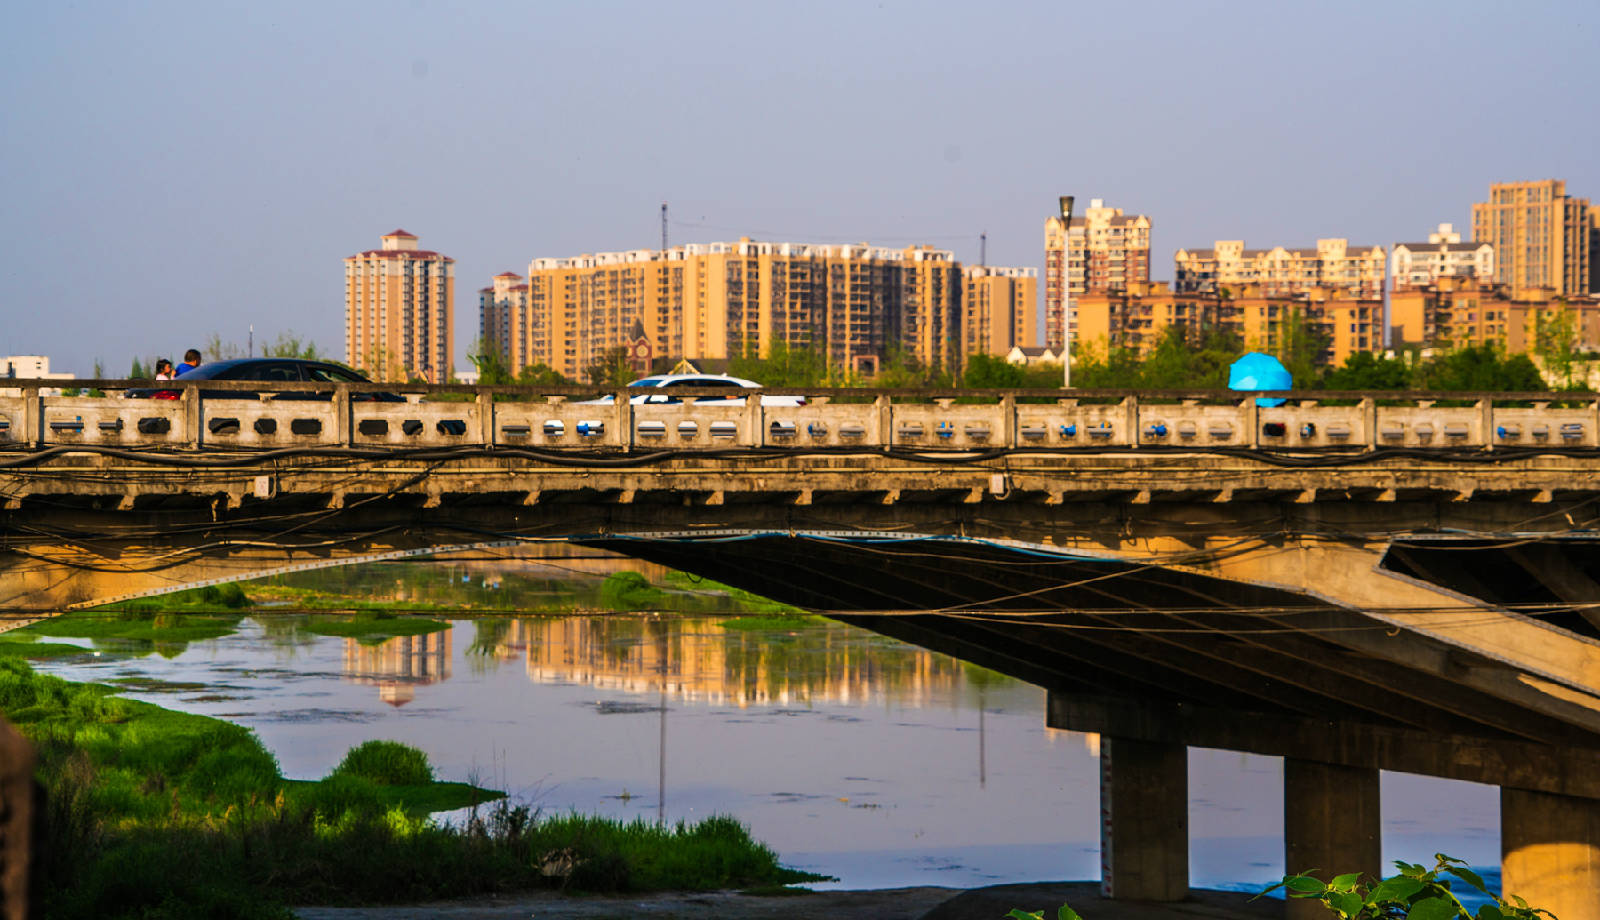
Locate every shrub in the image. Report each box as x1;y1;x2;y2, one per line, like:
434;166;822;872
599;571;664;610
328;740;434;786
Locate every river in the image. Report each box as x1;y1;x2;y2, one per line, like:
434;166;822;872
28;550;1500;895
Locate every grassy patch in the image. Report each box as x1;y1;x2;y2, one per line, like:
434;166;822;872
22;609;245;647
599;571;666;610
661;571;808;616
0;637;94;659
4;657;821;918
299;613;451;644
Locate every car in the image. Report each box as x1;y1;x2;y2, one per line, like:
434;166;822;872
580;373;805;407
125;358;404;402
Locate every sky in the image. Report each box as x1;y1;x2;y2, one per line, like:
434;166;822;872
3;0;1597;375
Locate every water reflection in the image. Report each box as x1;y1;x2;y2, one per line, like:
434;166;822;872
25;554;1500;893
343;632;452;707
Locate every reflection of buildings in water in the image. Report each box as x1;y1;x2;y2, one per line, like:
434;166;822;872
342;632;453;706
496;617;970;708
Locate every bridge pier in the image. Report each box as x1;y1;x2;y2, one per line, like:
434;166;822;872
1502;787;1600;918
1099;736;1188;900
1283;760;1380;920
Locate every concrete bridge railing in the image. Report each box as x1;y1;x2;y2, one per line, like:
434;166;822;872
3;379;1599;453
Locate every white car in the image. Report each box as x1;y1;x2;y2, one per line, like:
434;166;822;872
571;374;803;439
580;374;806;407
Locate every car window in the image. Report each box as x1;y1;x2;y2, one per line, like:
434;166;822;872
665;378;740;388
213;363;263;380
305;365;365;383
258;364;302;381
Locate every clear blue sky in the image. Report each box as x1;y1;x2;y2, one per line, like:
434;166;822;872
3;0;1596;375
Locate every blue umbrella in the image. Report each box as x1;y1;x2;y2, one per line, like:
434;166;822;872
1228;352;1292;407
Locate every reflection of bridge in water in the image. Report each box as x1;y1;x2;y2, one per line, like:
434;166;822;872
9;381;1600;915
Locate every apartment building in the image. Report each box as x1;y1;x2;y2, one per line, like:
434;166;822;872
1472;180;1592;297
516;239;964;381
1391;224;1495;290
1173;239;1385;297
1074;282;1382;368
1390;276;1600;353
344;230;455;383
479;272;532;370
1043;198;1151;352
962;265;1038;358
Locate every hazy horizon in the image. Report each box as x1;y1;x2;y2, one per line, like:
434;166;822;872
4;0;1597;374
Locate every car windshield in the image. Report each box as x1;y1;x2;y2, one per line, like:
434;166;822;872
212;362;300;381
663;378;741;388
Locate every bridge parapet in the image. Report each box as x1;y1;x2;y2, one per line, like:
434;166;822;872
2;379;1600;454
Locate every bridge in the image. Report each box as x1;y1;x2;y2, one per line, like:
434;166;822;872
6;378;1600;916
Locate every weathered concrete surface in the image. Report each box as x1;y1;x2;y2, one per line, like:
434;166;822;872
1283;761;1379;920
1502;788;1600;920
1101;738;1189;901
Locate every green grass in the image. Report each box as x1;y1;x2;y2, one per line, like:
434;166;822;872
3;656;823;919
298;613;451;644
23;610;245;646
661;571;809;616
0;637;95;659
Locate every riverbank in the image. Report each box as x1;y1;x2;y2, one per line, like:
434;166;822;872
293;882;1282;920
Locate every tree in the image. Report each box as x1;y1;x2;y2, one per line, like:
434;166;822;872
585;346;634;387
728;339;831;388
960;354;1026;388
201;332;244;362
468;338;515;385
1276;306;1330;388
261;330;322;360
1414;345;1546;392
872;346;952;389
516;363;568;386
1531;302;1580;389
129;357;148;380
1319;352;1413;390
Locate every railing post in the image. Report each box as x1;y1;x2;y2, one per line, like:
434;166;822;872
182;384;201;449
1244;398;1259;449
1001;394;1017;448
876;394;892;447
744;398;763;448
1123;396;1139;448
1479;398;1493;451
613;388;632;451
1361;397;1377;451
334;383;351;446
476;387;494;447
21;385;39;449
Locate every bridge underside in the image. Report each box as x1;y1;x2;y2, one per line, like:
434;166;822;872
9;450;1600;911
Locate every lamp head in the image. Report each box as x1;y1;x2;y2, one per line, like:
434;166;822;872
1059;195;1075;221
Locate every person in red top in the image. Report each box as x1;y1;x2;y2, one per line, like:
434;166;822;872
174;349;202;376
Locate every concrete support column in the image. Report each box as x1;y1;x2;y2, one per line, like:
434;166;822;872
1100;736;1188;900
1284;760;1381;920
1502;787;1600;919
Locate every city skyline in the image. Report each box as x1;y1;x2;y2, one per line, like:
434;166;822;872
4;1;1597;374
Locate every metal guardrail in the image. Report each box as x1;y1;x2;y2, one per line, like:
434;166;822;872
1;379;1598;452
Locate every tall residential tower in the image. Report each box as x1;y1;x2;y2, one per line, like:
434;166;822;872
1471;180;1591;296
344;230;455;383
1043;198;1151;352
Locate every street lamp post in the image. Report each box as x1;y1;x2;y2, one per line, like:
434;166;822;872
1059;196;1075;388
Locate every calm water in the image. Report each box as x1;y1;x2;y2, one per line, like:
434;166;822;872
29;556;1501;893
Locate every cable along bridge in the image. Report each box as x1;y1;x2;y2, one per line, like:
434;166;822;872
6;379;1600;916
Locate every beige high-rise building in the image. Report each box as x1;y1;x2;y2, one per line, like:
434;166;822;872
479;271;532;371
1471;180;1591;296
962;266;1038;358
1173;239;1385;297
517;239;962;381
1043;198;1151;352
344;230;455;383
1391;224;1494;290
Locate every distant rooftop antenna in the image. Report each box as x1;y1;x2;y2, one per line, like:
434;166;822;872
980;231;987;267
661;202;668;253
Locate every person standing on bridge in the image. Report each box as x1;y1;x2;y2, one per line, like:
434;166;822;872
174;349;201;376
153;358;173;380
